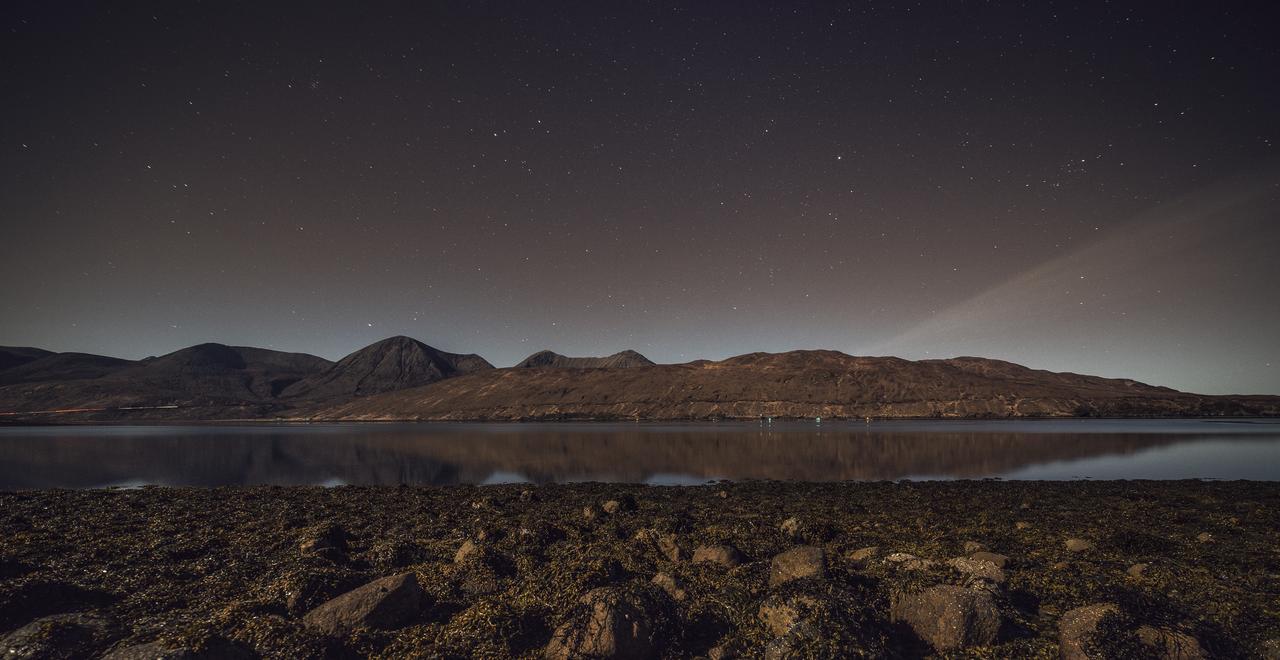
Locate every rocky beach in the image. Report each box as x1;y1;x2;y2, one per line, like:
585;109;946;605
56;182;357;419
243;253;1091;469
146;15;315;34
2;481;1278;658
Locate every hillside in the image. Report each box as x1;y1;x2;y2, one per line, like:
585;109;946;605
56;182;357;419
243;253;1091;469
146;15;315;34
514;349;655;369
309;350;1280;421
280;336;493;400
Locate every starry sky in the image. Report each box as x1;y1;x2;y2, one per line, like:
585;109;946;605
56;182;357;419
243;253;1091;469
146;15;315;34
2;2;1278;395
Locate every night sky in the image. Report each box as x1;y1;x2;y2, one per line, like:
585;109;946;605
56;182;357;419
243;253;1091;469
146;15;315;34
2;2;1278;395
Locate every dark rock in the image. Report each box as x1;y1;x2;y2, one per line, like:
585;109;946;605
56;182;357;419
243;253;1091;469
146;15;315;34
1058;603;1119;660
0;613;116;659
102;638;254;659
544;586;664;659
768;546;826;587
302;572;423;635
299;524;347;561
889;584;1001;651
692;545;743;569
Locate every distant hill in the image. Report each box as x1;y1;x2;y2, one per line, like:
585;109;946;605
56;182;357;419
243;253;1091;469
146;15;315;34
2;341;1277;422
310;350;1280;421
515;349;654;369
0;343;332;418
280;336;494;400
0;346;54;372
0;352;136;386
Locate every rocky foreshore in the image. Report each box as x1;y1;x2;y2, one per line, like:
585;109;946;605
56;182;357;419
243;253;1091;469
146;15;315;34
2;481;1278;658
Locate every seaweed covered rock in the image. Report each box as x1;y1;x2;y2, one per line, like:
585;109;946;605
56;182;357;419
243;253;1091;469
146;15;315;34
1057;602;1119;660
768;546;827;587
1;613;117;659
947;556;1007;585
302;572;424;635
970;551;1009;569
692;545;743;569
103;637;254;659
1136;625;1206;659
889;584;1001;651
299;523;348;562
544;584;668;659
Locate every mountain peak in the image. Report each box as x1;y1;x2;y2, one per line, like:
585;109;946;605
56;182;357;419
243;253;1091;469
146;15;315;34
282;336;493;399
515;349;654;369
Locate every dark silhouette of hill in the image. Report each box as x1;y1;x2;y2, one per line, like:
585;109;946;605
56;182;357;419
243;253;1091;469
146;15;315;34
0;352;136;386
0;346;54;372
1;342;1277;422
280;336;494;400
515;349;655;369
0;343;331;417
312;350;1280;421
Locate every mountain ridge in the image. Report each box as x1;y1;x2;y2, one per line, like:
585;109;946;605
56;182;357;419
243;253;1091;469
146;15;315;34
1;340;1277;421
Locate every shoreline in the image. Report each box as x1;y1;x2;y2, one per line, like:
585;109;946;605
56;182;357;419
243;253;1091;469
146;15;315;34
3;414;1280;428
2;481;1278;657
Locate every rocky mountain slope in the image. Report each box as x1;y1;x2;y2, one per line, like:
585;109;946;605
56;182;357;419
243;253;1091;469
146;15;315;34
310;350;1280;421
514;349;654;369
281;336;493;400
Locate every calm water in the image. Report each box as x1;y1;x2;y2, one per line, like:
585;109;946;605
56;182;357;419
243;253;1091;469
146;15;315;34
0;419;1278;489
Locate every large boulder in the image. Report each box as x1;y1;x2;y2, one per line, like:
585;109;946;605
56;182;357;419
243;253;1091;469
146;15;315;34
544;586;664;659
889;584;1001;651
768;546;827;587
1058;603;1119;660
302;572;423;635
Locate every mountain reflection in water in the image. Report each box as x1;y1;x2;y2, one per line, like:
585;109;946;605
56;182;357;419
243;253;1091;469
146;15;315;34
0;420;1278;489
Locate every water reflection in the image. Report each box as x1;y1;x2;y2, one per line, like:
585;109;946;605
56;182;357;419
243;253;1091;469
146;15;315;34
0;420;1277;489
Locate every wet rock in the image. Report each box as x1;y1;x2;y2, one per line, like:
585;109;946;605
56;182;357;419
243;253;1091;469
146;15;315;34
299;523;347;561
1136;626;1206;659
757;593;823;636
847;546;880;565
272;567;370;615
302;572;423;635
650;572;686;601
1;613;116;659
970;551;1009;569
779;516;803;540
1126;563;1149;579
1058;602;1119;660
886;552;936;571
889;584;1000;651
768;546;826;587
947;557;1006;585
544;586;663;659
963;541;987;553
1065;538;1095;553
692;545;743;569
454;539;479;564
103;638;254;660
